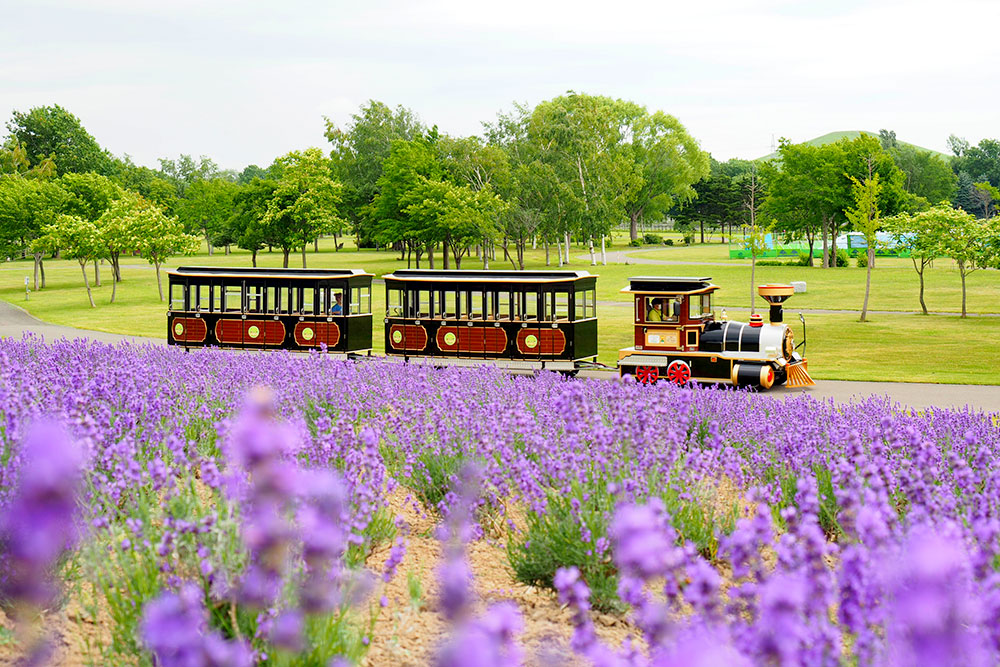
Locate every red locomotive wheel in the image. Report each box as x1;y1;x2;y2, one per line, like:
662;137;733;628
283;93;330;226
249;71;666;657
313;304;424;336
666;360;691;385
635;365;659;384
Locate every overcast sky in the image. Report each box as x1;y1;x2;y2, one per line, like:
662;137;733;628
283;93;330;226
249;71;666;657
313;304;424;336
3;0;998;172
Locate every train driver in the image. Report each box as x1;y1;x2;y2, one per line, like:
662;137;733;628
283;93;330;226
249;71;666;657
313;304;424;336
646;298;667;322
331;292;343;315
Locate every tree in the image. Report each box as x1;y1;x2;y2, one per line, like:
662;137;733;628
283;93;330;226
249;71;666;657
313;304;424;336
971;182;999;219
845;157;883;322
952;138;1000;188
6;105;113;175
876;130;957;204
0;175;67;289
59;172;122;285
371;138;443;268
673;159;743;245
0;140;56;179
110;156;178;213
527;93;643;266
130;201;200;301
325;101;424;247
229;178;277;267
887;205;950;315
953;171;980;214
933;208;998;317
400;178;502;269
176;178;239;255
39;214;102;307
95;193;151;303
157;155;222;197
262;148;342;268
622;111;709;242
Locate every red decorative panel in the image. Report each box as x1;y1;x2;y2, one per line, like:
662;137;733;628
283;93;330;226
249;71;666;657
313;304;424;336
171;317;207;343
516;328;566;356
388;324;428;352
214;319;285;346
436;326;508;355
294;321;340;347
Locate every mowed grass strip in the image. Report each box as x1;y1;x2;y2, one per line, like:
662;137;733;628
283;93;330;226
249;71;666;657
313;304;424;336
3;238;999;383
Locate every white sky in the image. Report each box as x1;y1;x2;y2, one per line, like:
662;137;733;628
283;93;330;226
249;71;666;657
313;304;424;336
3;0;998;172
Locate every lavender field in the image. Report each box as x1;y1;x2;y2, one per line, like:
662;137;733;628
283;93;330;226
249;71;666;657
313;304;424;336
1;337;999;666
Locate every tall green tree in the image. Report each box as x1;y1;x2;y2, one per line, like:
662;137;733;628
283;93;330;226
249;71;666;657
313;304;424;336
262;148;342;268
325;101;424;247
622;111;709;242
95;194;145;303
527;93;643;265
38;214;103;307
5;105;113;175
845;159;883;322
176;178;239;255
934;208;998;316
673;158;743;245
130;201;200;301
887;204;950;315
58;172;122;285
951;137;1000;187
0;176;68;288
229;177;277;267
370;138;443;268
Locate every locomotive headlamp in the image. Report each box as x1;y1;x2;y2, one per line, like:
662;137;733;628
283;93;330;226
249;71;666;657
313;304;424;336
757;284;795;324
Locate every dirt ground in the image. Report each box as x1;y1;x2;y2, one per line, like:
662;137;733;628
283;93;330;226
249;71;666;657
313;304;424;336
363;488;634;666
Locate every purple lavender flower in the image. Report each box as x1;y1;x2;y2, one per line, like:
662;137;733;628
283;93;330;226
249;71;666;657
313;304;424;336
0;421;82;608
141;583;253;667
435;602;523;667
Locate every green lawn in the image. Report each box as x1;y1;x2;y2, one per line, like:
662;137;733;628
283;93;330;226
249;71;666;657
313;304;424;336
3;238;999;384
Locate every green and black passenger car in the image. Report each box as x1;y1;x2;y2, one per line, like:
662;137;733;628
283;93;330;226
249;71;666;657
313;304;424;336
381;269;598;373
166;267;373;354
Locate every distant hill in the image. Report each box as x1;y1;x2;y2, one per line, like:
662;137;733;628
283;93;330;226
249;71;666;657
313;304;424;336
758;131;951;162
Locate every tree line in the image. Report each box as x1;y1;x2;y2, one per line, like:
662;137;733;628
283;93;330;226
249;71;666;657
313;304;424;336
2;101;999;315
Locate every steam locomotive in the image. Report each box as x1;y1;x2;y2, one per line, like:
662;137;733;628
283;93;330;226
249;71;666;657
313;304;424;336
165;267;813;390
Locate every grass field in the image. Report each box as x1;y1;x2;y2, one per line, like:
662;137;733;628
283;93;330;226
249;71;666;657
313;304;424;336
3;238;999;384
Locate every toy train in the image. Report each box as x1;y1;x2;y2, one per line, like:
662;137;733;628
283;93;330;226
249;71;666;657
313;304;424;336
166;267;814;389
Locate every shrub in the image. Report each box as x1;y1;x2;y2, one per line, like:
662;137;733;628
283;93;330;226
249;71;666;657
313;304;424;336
665;239;674;246
856;252;868;268
835;248;849;267
795;252;813;266
628;239;642;247
642;233;663;245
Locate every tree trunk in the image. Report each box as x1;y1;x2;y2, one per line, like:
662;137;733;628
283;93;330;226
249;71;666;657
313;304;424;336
225;244;230;255
314;237;319;252
333;231;340;251
155;262;164;302
750;255;756;313
207;238;214;256
406;244;412;269
112;252;122;282
502;239;517;270
700;218;705;244
601;235;607;265
821;217;830;268
443;238;450;270
80;260;96;308
282;248;290;268
960;263;968;317
557;238;564;267
564;231;571;264
806;235;815;267
829;223;839;267
428;243;435;269
110;271;117;304
629;211;639;242
860;248;874;322
545;241;550;266
39;259;45;289
251;249;258;268
94;260;100;287
588;237;596;266
33;252;42;290
301;243;307;268
914;260;928;315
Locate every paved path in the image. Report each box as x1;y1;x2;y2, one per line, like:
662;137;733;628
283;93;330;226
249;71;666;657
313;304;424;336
0;299;163;346
3;299;999;414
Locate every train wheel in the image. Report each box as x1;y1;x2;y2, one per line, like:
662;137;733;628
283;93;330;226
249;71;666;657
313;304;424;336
635;365;659;384
666;360;691;385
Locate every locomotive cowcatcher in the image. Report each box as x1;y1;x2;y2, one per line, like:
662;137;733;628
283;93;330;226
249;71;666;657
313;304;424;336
617;276;814;389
